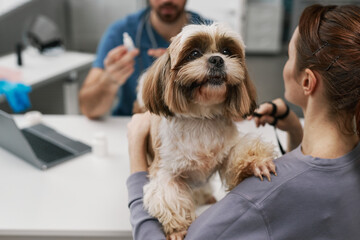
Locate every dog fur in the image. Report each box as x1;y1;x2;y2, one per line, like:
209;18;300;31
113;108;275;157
136;23;277;239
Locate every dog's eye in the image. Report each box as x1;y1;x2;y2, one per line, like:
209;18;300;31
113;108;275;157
188;50;202;60
221;49;231;56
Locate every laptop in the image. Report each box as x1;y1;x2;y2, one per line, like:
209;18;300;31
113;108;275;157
0;110;92;170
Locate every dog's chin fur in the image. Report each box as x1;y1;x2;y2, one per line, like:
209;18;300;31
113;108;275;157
136;23;277;238
178;102;225;119
194;83;227;106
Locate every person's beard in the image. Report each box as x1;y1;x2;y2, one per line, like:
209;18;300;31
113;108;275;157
153;2;185;23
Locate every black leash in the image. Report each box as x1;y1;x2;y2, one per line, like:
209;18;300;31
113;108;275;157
253;102;290;155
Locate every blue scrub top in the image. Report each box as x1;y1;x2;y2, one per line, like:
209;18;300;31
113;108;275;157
93;7;211;116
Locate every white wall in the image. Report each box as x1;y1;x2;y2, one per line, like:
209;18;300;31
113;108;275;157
0;0;31;16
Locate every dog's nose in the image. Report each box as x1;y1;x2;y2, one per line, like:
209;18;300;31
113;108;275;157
208;56;224;68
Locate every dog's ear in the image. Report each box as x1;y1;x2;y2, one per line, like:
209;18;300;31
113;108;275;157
142;51;173;116
163;73;190;115
225;68;257;119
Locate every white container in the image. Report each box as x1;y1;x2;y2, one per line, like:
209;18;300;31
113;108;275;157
123;32;135;51
24;111;42;126
91;132;108;158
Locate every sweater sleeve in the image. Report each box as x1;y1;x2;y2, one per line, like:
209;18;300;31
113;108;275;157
126;171;166;240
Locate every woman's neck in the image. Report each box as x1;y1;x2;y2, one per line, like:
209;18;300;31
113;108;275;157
302;107;359;159
149;11;188;42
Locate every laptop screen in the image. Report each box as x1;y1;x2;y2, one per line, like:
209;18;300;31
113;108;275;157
0;110;91;170
0;110;44;168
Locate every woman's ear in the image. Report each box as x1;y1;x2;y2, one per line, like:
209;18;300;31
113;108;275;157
302;68;318;95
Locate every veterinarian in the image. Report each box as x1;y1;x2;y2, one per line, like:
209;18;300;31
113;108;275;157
126;4;360;239
79;0;211;118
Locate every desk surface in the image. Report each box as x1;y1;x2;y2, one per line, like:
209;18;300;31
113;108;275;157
0;49;94;88
0;115;287;237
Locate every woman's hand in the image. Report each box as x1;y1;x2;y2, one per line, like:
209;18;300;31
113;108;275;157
250;98;303;151
252;99;292;131
127;112;152;173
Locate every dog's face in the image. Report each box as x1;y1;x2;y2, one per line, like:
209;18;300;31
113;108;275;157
142;24;257;119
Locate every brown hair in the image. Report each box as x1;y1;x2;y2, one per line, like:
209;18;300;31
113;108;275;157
296;4;360;135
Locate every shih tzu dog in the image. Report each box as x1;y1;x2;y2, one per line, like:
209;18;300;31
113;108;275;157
136;23;277;239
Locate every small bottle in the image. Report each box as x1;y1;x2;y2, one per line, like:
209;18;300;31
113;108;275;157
24;111;42;126
123;32;135;51
91;132;108;158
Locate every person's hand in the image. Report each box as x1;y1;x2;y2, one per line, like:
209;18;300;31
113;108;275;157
250;98;303;151
103;46;139;86
147;48;167;58
127;112;152;174
250;98;294;131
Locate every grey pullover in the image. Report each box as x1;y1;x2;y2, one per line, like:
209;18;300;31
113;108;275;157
127;143;360;240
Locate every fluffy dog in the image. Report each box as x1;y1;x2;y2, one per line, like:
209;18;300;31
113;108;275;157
136;23;277;239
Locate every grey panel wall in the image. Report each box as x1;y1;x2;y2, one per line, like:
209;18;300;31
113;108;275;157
65;0;140;53
0;0;67;56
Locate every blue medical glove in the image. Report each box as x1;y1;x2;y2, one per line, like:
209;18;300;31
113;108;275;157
0;80;32;113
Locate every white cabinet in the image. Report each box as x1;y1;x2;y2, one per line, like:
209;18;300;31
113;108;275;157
186;0;284;54
187;0;246;36
244;0;284;53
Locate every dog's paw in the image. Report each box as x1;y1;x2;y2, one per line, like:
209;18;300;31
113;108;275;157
192;185;217;206
252;158;277;181
205;195;217;204
167;230;187;240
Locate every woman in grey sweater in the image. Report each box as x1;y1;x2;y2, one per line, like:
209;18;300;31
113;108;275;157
126;4;360;240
